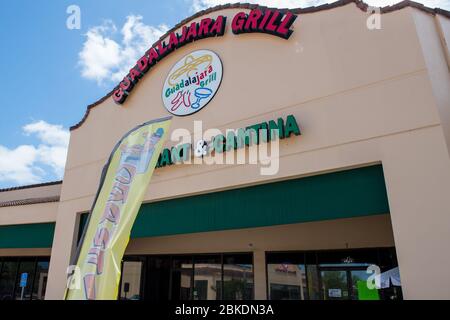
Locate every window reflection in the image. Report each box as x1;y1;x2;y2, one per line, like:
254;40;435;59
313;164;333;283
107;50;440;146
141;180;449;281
119;261;142;300
146;257;171;302
0;258;51;301
0;260;18;300
14;260;35;300
32;261;49;300
132;253;254;301
268;264;306;300
267;248;402;301
223;255;253;300
350;269;376;300
321;270;349;300
171;257;193;300
306;264;320;300
193;255;221;300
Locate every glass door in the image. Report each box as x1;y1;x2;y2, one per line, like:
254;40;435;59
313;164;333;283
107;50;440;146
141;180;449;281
350;269;380;300
14;259;36;300
0;259;18;300
145;256;171;301
319;267;380;300
32;260;49;300
193;255;221;300
320;269;349;300
170;256;193;301
119;259;144;300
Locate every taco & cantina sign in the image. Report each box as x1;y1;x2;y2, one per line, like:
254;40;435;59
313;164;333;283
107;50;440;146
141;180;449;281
155;114;301;168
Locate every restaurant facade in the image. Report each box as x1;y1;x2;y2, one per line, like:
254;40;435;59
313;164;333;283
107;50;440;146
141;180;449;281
1;0;450;300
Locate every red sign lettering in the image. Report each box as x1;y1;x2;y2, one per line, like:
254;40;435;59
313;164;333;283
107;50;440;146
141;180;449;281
113;8;296;105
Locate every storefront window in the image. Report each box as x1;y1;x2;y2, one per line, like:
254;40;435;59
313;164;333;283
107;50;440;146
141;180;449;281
306;264;321;300
268;265;306;300
119;261;143;300
222;254;254;300
0;258;51;301
124;253;254;301
145;256;171;302
14;259;36;300
350;269;377;300
267;248;402;301
376;247;403;300
171;257;193;300
193;255;221;300
267;252;307;300
321;270;349;300
0;260;18;300
32;260;49;300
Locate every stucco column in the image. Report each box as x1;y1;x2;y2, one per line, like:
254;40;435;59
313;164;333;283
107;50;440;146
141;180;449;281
382;126;450;299
253;250;267;300
45;201;82;299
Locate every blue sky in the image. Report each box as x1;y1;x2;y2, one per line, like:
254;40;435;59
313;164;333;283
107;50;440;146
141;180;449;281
0;0;449;188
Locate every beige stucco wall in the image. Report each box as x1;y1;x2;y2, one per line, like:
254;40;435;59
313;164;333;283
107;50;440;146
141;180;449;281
0;201;59;225
0;183;61;203
413;11;450;155
0;183;60;227
45;3;450;299
0;248;52;257
0;183;60;225
125;215;394;255
436;15;450;69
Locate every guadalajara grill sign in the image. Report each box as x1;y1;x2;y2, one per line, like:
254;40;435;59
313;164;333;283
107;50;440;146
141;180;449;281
113;7;297;105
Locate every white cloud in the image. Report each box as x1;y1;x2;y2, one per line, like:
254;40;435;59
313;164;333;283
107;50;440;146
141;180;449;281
79;15;169;85
190;0;317;11
78;1;449;84
0;121;69;186
189;0;450;12
364;0;450;9
23;120;69;147
0;145;40;185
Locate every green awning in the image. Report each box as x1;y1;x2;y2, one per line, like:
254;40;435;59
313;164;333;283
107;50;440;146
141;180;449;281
6;165;390;248
131;164;390;238
0;222;55;249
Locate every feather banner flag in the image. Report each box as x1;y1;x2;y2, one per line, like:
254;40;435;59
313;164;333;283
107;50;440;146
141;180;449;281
65;116;172;300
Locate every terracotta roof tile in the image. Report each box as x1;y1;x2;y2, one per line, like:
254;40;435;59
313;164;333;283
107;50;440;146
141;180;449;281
0;180;62;193
0;196;60;208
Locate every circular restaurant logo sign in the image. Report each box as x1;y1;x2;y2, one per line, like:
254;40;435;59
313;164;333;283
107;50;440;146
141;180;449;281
162;49;223;116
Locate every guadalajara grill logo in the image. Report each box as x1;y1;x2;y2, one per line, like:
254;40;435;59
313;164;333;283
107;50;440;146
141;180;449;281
162;50;222;116
113;7;297;105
